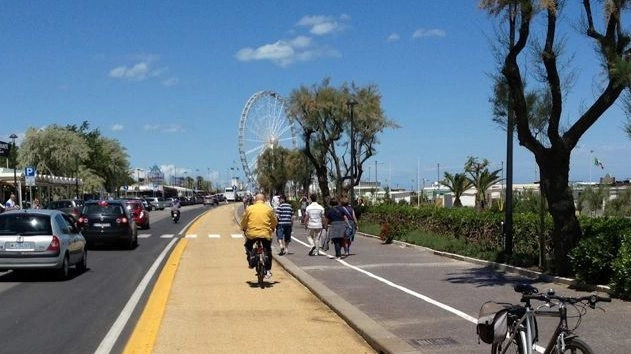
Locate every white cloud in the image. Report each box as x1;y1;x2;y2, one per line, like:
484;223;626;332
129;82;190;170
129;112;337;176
162;77;179;87
109;62;149;80
296;15;348;35
112;124;124;131
387;33;400;42
109;57;171;82
412;28;446;38
143;124;184;133
236;36;339;67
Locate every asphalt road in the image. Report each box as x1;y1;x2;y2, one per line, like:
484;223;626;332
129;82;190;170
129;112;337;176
0;204;209;354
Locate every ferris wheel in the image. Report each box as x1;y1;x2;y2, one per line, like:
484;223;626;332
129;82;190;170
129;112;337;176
238;91;298;189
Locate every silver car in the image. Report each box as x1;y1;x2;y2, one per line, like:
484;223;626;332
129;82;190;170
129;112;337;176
0;209;87;280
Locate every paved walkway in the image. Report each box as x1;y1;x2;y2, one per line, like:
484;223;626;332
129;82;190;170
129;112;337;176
124;203;376;354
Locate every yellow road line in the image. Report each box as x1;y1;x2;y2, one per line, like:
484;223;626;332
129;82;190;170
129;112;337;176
122;218;202;354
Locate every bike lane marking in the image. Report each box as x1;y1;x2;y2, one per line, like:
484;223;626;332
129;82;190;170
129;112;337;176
290;236;478;324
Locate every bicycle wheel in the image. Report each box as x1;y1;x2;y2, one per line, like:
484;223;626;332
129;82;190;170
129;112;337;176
257;253;265;288
551;337;595;354
492;330;525;354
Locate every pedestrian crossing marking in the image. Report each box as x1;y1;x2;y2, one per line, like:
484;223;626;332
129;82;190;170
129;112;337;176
138;234;151;239
231;234;244;238
208;234;221;238
185;234;197;238
161;234;175;238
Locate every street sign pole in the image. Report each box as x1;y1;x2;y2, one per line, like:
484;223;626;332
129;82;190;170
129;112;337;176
25;167;36;208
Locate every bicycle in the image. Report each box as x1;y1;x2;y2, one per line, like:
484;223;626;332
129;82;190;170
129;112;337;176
480;284;611;354
251;238;267;288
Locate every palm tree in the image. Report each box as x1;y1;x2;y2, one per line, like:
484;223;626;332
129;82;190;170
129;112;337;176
577;185;609;217
441;172;472;207
464;157;502;211
475;169;503;210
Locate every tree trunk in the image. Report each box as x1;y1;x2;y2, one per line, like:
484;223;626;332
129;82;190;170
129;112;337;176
316;168;331;200
538;151;580;276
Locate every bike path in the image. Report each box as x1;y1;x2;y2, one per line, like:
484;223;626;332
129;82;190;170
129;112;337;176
123;204;378;354
278;219;630;354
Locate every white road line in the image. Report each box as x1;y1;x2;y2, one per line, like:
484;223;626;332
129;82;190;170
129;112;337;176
94;238;179;354
160;234;174;238
185;234;197;238
138;234;151;239
290;236;477;324
231;234;244;238
208;234;221;238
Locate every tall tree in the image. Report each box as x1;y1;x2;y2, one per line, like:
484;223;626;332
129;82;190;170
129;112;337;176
287;78;398;199
98;136;131;195
440;172;472;207
256;145;290;195
481;0;631;276
18;126;89;177
284;148;315;197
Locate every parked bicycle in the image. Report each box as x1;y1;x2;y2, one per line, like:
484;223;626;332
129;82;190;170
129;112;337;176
478;284;610;354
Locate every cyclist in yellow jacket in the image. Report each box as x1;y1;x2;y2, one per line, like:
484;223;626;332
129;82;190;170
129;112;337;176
241;192;277;278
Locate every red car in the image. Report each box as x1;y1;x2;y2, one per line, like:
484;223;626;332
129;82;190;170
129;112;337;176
125;200;150;230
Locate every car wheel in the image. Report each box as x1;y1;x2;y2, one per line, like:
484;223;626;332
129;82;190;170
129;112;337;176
145;221;150;230
76;249;88;273
126;233;138;250
55;255;70;280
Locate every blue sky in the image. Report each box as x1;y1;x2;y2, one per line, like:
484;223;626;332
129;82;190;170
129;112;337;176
2;1;630;190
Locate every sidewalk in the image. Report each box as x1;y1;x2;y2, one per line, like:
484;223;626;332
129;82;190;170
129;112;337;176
124;204;377;354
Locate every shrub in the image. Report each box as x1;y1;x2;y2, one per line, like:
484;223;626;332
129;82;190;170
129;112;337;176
609;234;631;300
569;217;626;285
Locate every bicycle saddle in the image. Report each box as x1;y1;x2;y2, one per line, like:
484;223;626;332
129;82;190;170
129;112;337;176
514;283;539;295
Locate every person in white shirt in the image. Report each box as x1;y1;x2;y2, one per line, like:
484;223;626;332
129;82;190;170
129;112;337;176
4;193;18;210
305;194;325;256
271;193;280;210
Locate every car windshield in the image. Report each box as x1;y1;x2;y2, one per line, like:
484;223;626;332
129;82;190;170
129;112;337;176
126;203;140;210
0;214;53;235
83;204;125;215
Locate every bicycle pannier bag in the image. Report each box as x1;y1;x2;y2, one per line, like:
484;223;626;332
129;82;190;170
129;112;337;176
477;301;511;344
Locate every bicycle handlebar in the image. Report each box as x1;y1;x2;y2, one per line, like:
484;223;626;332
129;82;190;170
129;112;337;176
514;283;611;308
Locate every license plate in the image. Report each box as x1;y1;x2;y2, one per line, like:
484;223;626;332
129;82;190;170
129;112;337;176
6;242;35;250
93;223;111;228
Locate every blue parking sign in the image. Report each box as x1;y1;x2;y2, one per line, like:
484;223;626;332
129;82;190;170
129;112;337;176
25;166;36;186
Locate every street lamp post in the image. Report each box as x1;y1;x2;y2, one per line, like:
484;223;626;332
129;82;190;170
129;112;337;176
9;133;17;194
346;98;357;204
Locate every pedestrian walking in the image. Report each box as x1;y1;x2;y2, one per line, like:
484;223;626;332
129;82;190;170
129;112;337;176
340;196;358;256
299;194;309;228
275;194;294;255
324;197;347;259
305;193;325;256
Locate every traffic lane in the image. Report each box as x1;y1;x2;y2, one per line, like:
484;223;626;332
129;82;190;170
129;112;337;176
288;228;630;354
0;206;208;354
